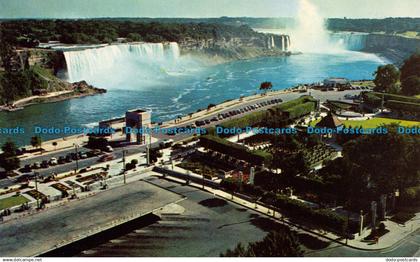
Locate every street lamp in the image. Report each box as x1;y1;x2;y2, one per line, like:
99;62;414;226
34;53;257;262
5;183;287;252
73;143;79;174
33;172;40;209
122;150;128;184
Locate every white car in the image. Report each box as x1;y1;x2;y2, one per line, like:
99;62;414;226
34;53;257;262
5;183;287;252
49;157;58;165
105;145;114;152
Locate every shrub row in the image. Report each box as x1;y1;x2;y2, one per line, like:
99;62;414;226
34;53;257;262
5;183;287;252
371;92;420;104
401;185;420;206
284;101;317;119
269;194;358;234
220;179;357;235
199;135;272;165
220;110;266;129
363;92;420;108
386;100;420;113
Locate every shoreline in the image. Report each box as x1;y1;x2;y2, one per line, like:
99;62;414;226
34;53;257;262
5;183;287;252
0;85;107;112
5;81;374;152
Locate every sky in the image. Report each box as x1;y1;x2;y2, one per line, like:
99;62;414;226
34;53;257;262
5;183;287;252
0;0;419;19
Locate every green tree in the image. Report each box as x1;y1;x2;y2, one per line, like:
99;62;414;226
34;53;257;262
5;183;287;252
400;53;420;82
342;125;420;197
126;33;142;42
260;81;273;93
400;53;420;96
0;140;20;171
373;65;400;93
401;75;420;96
30;136;42;149
221;231;303;257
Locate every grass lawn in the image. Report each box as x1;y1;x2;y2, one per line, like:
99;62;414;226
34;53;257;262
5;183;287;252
0;195;29;210
310;117;420;128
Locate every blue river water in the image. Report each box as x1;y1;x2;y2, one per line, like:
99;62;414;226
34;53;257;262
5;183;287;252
0;51;385;146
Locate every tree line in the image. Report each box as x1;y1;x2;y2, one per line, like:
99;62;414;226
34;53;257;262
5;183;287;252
373;53;420;96
0;19;263;46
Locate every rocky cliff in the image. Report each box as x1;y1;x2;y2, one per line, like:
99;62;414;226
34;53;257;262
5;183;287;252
363;34;420;64
178;34;291;62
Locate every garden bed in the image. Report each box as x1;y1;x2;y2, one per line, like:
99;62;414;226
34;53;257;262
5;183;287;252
0;195;29;210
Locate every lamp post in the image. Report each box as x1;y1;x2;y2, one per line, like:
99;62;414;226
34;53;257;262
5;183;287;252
34;172;40;209
73;143;79;174
122;150;127;184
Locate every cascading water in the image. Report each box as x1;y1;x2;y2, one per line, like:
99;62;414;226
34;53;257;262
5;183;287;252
330;32;368;51
64;42;182;83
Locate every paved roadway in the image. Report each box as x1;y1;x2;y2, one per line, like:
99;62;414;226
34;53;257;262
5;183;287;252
0;180;183;257
0;89;362;189
306;229;420;257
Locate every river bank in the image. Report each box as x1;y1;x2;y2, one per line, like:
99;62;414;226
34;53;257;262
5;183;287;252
0;81;106;112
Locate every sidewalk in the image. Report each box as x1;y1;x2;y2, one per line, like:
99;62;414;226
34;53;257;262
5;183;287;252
1;152;152;223
154;165;420;251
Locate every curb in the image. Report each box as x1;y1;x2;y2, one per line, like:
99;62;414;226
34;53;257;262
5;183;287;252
154;173;399;252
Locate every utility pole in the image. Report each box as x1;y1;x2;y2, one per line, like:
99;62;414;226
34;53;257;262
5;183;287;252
146;134;151;166
34;172;40;209
122;150;127;184
73;143;79;174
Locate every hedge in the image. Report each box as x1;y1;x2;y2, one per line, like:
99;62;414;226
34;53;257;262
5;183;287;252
219;96;317;130
386;100;420;113
199;135;272;165
271;194;357;233
362;92;382;107
220;110;266;129
363;92;420;107
401;186;420;206
220;180;358;235
274;95;316;111
284;101;317;119
371;92;420;104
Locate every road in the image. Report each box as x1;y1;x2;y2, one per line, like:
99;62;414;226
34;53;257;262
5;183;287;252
0;180;184;257
306;229;420;257
1;89;362;189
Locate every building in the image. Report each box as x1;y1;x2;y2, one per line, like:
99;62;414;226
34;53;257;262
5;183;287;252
125;109;151;145
323;78;350;88
315;113;344;139
316;113;344;129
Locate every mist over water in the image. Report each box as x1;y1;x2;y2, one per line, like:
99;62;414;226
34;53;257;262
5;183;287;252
290;0;345;53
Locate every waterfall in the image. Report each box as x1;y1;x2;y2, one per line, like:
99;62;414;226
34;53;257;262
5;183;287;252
271;36;276;49
287;36;292;51
329;32;368;51
282;36;286;51
63;42;181;82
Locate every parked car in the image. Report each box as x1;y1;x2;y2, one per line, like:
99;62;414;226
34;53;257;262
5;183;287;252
58;156;66;164
205;119;211;124
104;145;114;152
65;155;73;163
41;160;49;168
160;139;174;148
99;154;114;162
31;162;41;169
49;157;58;166
16;175;31;183
79;153;88;159
22;164;32;173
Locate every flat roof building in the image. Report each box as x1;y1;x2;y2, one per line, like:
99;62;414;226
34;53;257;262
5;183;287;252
324;78;350;88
